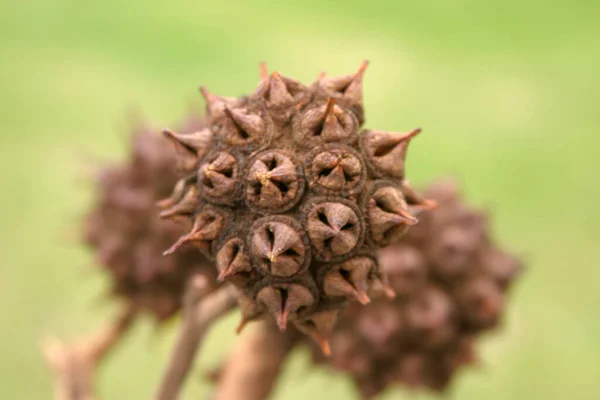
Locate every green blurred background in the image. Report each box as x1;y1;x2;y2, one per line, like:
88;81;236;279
1;0;598;399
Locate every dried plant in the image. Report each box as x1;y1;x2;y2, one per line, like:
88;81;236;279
84;119;218;320
41;63;523;400
160;61;434;352
304;179;523;398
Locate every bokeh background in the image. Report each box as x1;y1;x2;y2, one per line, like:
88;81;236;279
2;0;598;399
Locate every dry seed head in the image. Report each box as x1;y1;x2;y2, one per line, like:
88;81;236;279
303;179;523;396
160;62;427;346
84;119;216;321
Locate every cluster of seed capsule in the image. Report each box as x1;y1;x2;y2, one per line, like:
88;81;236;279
311;180;522;397
159;62;433;349
84;118;216;321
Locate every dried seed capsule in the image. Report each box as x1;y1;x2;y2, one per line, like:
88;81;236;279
405;287;455;348
215;237;253;285
329;330;370;374
163;206;226;256
356;302;402;354
322;256;376;304
198;151;240;205
256;283;316;330
455;277;504;330
249;216;310;277
84;123;216;321
378;244;427;296
159;183;199;221
366;182;418;246
162;128;214;173
245;150;305;213
360;128;420;178
212;106;269;146
316;60;368;124
429;225;480;279
305;198;365;262
161;62;431;344
292;98;359;147
302;180;522;394
479;246;523;292
295;309;341;355
200;86;241;119
306;144;366;196
252;72;310;113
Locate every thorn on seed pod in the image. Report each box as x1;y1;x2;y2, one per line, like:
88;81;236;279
259;61;269;81
159;185;199;220
236;295;263;334
293;98;359;145
318;60;369;112
163;208;223;255
368;184;418;246
323;257;376;304
199;86;237;118
306;200;363;261
199;152;239;201
250;218;308;277
246;151;304;212
361;128;421;178
215;238;252;282
295;309;341;356
223;106;266;144
256;284;315;331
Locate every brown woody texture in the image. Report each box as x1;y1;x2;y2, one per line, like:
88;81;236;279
308;179;523;398
159;61;434;350
84;117;217;321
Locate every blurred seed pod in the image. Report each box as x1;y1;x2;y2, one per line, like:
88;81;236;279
303;179;523;397
84;116;217;321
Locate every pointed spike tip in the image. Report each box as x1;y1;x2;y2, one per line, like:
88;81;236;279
277;310;289;331
357;60;369;75
259;62;269;80
320;339;332;356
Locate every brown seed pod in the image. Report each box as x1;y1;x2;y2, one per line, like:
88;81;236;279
245;150;305;213
249;216;310;278
304;198;365;262
454;276;504;330
405;287;456;349
322;256;376;304
315;60;369;125
160;62;428;344
365;181;418;246
198;151;241;205
378;244;427;297
84;120;216;321
360;128;420;179
355;302;402;354
163;206;226;257
256;283;316;330
292;98;359;147
305;144;366;196
215;237;253;285
251;71;311;120
300;179;523;396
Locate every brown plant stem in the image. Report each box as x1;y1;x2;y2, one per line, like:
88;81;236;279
213;321;297;400
41;304;137;400
154;276;238;400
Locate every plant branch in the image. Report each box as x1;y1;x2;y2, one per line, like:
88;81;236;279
154;276;238;400
41;304;137;400
212;321;298;400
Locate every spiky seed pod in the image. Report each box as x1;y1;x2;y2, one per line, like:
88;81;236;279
307;179;523;397
84;119;216;321
160;61;428;349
